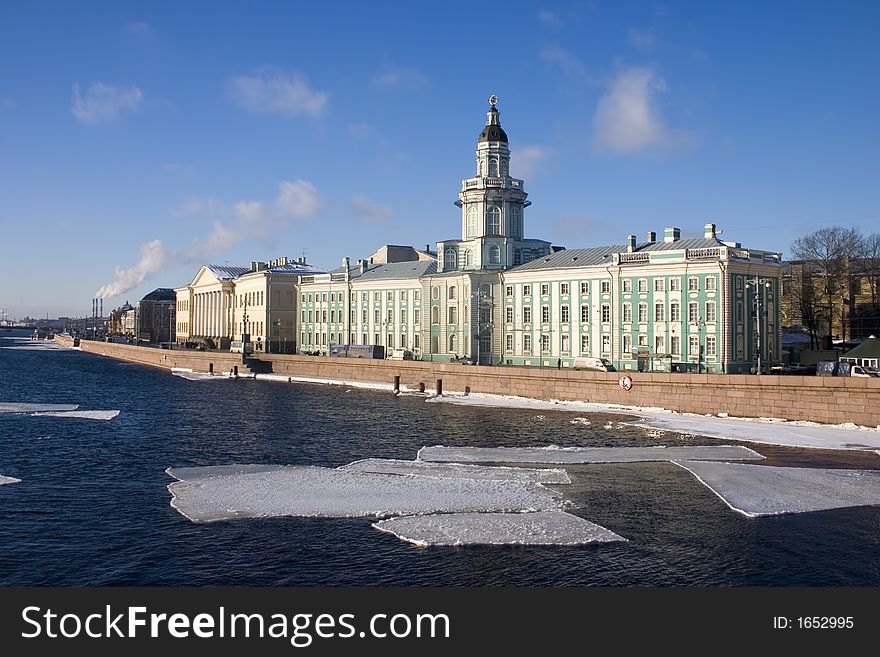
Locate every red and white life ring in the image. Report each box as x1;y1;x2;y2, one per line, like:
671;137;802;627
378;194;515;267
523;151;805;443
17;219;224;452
618;375;633;391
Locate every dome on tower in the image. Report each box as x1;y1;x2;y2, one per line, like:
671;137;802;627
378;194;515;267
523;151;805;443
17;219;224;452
478;95;508;143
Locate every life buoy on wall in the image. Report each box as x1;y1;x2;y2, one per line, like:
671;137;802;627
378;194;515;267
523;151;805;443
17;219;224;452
618;375;633;391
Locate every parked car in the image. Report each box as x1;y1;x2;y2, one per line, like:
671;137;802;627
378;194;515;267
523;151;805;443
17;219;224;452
817;360;878;377
387;349;414;360
449;355;472;365
572;357;615;372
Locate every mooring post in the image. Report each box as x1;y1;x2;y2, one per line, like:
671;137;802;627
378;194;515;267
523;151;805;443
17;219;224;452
435;378;443;396
393;375;400;394
208;363;214;375
464;385;470;395
418;382;425;393
233;365;238;377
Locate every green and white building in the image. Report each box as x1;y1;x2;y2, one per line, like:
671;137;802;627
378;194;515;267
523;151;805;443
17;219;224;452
296;97;782;372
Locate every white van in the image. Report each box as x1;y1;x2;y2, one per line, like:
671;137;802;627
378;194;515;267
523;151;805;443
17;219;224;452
572;357;615;372
387;349;414;361
229;340;253;355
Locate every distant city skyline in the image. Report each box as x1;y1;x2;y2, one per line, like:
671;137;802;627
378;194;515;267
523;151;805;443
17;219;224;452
1;1;878;319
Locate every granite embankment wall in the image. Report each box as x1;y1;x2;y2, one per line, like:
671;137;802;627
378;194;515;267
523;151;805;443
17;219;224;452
58;336;880;427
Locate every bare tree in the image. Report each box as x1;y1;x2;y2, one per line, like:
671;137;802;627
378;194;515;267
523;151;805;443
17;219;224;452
855;232;880;335
790;227;861;348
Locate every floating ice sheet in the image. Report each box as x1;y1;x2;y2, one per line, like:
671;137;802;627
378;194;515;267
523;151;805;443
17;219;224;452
166;465;563;523
417;445;764;465
340;458;571;484
0;476;21;486
30;410;120;420
171;369;233;381
673;461;880;517
0;403;79;413
373;511;625;547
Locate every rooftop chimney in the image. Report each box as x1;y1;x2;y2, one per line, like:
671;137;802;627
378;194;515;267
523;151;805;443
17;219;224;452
360;259;369;274
704;223;717;239
626;235;637;252
646;231;656;243
663;227;681;243
342;256;350;270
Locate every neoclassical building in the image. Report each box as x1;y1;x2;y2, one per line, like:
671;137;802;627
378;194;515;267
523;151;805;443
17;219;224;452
175;257;322;352
181;97;783;372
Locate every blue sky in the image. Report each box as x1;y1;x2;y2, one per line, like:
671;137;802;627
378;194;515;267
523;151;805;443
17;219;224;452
1;1;878;319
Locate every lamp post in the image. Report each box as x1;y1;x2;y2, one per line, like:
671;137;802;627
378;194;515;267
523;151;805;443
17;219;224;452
746;275;773;375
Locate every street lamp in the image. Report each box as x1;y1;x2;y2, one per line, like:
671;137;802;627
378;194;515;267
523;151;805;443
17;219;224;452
746;275;773;375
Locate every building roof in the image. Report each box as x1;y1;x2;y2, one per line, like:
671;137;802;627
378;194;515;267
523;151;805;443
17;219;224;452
840;335;880;360
331;260;438;282
140;288;177;302
478;105;508;143
205;264;249;280
509;245;622;272
508;236;753;273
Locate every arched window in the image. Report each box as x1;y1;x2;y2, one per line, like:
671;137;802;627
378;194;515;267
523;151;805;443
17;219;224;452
464;249;473;268
448;286;456;299
489;245;501;264
431;306;440;324
444;248;457;271
510;205;520;238
466;205;477;237
488;158;498;176
448;333;457;353
500;157;508;176
487;205;501;234
478;159;484;176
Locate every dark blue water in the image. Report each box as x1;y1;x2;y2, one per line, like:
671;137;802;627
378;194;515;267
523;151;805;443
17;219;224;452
1;330;878;586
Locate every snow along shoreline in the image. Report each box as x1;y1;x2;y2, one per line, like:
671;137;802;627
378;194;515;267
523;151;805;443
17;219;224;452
249;372;880;452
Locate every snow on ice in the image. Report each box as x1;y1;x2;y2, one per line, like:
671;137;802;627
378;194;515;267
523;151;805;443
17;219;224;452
0;475;22;486
417;445;764;465
30;410;120;420
166;464;563;523
673;460;880;517
340;458;571;484
0;403;79;413
373;511;625;547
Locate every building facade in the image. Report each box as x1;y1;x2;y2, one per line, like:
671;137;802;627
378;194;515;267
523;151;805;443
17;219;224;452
176;97;783;372
175;257;321;352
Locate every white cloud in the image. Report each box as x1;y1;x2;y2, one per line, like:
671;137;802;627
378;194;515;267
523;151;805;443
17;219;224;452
538;9;562;27
95;240;174;298
275;180;324;218
71;82;143;123
592;68;670;153
373;66;428;89
628;27;656;51
122;21;153;38
351;195;393;223
512;146;551;178
98;180;325;298
229;69;327;118
194;180;325;258
540;46;587;78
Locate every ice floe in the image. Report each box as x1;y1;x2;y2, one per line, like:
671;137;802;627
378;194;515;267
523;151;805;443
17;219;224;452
673;461;880;517
340;458;571;484
0;475;21;486
254;373;397;391
0;403;79;413
426;391;880;451
417;445;764;465
171;368;234;381
166;464;563;523
30;410;120;420
373;511;625;547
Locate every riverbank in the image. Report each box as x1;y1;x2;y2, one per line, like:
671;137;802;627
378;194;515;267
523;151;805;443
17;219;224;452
57;335;880;429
